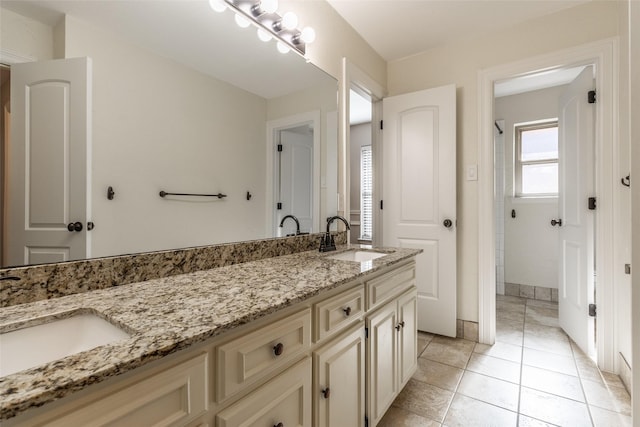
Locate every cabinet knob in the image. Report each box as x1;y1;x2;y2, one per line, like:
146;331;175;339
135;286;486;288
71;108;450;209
273;342;284;356
322;387;330;399
67;222;83;232
343;306;352;316
551;218;562;227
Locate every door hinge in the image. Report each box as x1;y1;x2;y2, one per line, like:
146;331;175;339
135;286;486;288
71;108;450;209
365;327;369;339
380;120;383;130
588;304;596;317
380;200;383;210
588;90;596;104
625;264;631;275
277;202;282;210
365;416;369;427
277;144;283;152
588;197;596;210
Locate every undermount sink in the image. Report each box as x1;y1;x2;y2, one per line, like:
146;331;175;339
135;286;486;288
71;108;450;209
326;250;388;262
0;312;130;377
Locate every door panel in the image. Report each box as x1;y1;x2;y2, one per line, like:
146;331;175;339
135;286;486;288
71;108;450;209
558;66;595;357
382;85;456;336
7;58;91;266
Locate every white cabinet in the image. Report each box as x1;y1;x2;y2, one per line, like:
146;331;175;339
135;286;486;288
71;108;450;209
313;322;365;427
366;287;418;427
215;357;311;427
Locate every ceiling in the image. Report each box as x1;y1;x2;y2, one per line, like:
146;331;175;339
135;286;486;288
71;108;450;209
326;0;592;62
2;1;333;99
494;65;587;98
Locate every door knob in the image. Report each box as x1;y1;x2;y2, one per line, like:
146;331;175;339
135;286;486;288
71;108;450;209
551;219;562;227
67;222;83;232
443;219;453;228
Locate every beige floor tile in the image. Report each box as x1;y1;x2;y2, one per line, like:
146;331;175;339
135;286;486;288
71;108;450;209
443;394;517;427
496;321;524;346
412;358;464;392
589;405;632;427
582;378;631;416
497;294;527;304
378;406;442;427
456;371;519;411
392;378;454;423
523;333;573;356
497;309;526;324
524;311;559;328
600;371;627;390
497;300;526;314
576;360;608;383
526;299;559;310
521;365;584;402
421;338;474;369
517;415;560;426
466;353;521;384
522;347;578;377
519;387;592;426
474;341;522;363
524;323;568;341
418;337;430;356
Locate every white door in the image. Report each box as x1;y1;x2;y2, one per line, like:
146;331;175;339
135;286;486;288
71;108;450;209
7;58;91;266
275;126;314;236
382;85;457;336
558;66;596;357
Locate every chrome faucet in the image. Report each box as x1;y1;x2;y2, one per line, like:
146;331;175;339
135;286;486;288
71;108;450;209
320;215;351;252
279;214;300;236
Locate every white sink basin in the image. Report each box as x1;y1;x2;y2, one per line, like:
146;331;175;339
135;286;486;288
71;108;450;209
326;250;388;262
0;313;130;377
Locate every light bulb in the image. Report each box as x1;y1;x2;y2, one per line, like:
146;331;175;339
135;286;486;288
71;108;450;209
277;41;290;54
209;0;227;12
261;0;278;14
300;27;315;43
257;28;272;42
281;12;298;30
235;14;251;28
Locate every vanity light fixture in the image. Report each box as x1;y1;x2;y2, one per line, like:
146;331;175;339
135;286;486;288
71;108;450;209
209;0;315;56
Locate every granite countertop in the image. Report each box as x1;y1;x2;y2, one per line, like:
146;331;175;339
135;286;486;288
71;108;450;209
0;245;420;420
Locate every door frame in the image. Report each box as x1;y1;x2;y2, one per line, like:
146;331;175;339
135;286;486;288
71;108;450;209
477;38;618;371
265;110;321;236
341;59;386;245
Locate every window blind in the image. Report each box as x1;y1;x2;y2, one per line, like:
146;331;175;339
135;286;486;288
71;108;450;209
360;145;373;240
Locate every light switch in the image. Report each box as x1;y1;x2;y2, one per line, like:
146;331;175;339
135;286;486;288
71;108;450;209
466;165;478;181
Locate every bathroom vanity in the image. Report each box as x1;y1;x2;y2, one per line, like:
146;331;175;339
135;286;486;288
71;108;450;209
0;246;420;427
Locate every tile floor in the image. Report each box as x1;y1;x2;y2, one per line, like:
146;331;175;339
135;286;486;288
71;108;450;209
378;295;632;427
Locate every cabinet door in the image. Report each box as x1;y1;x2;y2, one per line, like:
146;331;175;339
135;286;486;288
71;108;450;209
216;357;311;427
397;288;418;388
366;300;398;426
314;323;365;427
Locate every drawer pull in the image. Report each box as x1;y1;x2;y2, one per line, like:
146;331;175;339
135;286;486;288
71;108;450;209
343;306;352;316
274;423;284;427
273;342;284;356
322;387;330;399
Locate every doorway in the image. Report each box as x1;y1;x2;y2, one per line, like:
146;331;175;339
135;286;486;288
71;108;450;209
477;39;618;372
493;66;596;359
1;64;10;265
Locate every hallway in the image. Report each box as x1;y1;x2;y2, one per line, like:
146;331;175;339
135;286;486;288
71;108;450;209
379;295;631;426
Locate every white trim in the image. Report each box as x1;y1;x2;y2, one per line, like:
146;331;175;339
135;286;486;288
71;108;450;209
265;110;321;236
0;49;35;65
341;58;386;245
478;38;619;372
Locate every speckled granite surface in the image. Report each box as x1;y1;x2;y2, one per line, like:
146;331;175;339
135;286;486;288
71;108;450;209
0;232;346;308
0;245;419;420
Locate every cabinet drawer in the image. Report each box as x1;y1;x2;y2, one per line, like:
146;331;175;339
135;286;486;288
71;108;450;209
44;353;208;427
366;263;415;310
216;357;312;427
314;285;364;342
216;309;311;402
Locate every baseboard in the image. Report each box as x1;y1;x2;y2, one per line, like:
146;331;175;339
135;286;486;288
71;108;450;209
618;352;632;396
504;282;558;302
457;319;479;342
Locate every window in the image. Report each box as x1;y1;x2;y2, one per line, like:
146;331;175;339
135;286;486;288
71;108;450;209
515;121;558;197
360;145;373;240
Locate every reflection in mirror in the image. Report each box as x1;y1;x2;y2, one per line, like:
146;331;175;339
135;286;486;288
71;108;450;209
0;0;338;267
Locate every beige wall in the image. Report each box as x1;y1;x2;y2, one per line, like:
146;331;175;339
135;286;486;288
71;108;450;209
387;1;620;321
0;8;54;61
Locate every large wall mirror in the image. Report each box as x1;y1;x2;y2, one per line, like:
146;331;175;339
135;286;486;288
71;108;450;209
0;0;338;268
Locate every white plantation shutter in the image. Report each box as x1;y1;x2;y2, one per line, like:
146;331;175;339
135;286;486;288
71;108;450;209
360;145;373;240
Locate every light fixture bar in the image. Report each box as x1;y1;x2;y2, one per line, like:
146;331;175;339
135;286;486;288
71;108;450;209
223;0;308;56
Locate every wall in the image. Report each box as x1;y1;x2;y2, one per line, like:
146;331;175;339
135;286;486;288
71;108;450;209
387;1;620;321
348;122;371;242
62;15;268;257
495;86;567;290
0;8;54;61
